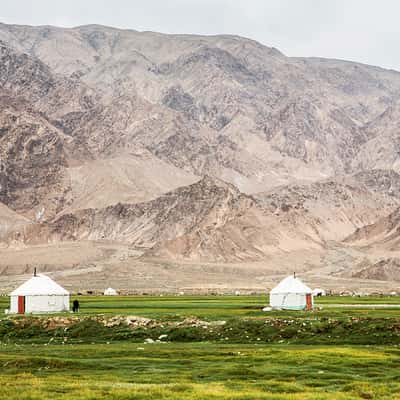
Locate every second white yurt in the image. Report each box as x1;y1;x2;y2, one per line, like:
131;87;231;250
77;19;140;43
104;287;118;296
270;275;313;310
9;272;69;314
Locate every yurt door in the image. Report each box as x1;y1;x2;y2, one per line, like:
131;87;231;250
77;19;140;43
306;294;312;311
18;296;25;314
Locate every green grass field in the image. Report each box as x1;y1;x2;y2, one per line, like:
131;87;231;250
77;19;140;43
1;295;400;399
1;343;400;399
2;294;400;319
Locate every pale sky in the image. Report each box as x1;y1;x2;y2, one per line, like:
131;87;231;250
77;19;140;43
1;0;400;71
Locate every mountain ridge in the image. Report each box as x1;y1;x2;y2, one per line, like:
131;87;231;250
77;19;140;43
1;21;400;289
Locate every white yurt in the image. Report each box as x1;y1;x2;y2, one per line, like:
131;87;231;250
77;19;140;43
270;275;313;310
9;272;69;314
104;287;118;296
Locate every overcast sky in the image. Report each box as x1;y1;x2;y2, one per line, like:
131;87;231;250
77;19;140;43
2;0;400;71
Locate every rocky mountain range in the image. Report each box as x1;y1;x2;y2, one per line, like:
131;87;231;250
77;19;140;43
1;22;400;292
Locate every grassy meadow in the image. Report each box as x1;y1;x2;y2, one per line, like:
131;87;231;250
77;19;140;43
2;294;400;319
1;294;400;399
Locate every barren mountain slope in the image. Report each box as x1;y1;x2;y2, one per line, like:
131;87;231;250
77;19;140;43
0;38;199;218
0;202;31;240
352;101;400;173
2;23;400;192
0;41;96;219
345;207;400;249
12;171;400;263
17;177;324;262
351;258;400;281
0;95;71;220
2;22;400;287
64;151;198;213
256;170;400;241
0;39;96;119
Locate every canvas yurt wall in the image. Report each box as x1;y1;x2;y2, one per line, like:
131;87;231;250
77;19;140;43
9;274;69;314
270;275;313;310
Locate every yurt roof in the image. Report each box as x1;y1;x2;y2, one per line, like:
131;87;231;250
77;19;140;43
270;276;312;295
10;274;69;296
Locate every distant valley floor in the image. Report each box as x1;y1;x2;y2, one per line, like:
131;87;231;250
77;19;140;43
1;240;400;294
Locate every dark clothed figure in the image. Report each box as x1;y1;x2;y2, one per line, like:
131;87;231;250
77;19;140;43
72;299;80;312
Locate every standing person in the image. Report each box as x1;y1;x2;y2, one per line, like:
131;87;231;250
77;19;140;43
72;299;80;312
